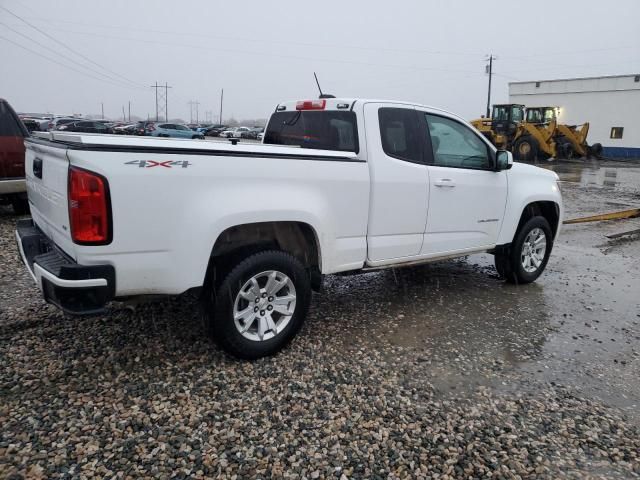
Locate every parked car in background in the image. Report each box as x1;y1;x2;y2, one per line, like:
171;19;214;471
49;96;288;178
149;123;205;139
56;121;114;134
48;117;77;131
242;127;264;139
204;125;227;137
221;126;250;138
0;98;29;214
20;118;40;133
134;121;158;136
113;123;137;135
21;116;50;131
257;131;264;141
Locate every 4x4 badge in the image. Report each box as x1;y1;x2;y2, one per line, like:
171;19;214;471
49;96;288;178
125;160;191;168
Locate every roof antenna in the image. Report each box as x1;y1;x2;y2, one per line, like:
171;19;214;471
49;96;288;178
314;72;335;99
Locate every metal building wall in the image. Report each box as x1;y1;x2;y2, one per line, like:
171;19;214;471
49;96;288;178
509;75;640;159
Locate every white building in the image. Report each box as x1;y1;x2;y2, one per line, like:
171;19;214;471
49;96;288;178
509;74;640;159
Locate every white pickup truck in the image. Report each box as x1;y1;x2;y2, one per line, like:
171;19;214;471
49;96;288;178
16;98;562;359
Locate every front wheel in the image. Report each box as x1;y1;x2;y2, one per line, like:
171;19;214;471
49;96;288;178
495;216;553;284
204;250;311;359
513;136;539;162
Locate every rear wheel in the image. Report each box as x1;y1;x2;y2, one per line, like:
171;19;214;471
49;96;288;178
588;143;603;159
513;136;539;161
203;250;311;359
556;138;574;159
494;216;552;284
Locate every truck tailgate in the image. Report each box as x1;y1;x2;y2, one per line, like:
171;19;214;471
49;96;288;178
25;140;76;259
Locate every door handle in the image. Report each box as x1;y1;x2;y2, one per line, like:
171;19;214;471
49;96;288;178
434;178;455;187
33;156;43;179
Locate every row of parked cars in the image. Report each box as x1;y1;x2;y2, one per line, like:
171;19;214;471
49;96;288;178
19;114;265;141
3;100;270;215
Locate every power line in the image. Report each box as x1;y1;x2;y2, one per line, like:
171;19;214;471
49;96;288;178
0;21;144;90
0;34;144;90
13;25;482;76
18;15;486;59
0;5;145;89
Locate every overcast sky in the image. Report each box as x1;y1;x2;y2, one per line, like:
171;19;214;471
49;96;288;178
1;0;639;122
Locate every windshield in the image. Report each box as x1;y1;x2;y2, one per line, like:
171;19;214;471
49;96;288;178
264;110;359;153
492;106;523;123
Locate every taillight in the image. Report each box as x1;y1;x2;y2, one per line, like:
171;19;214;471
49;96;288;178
296;99;326;110
147;123;156;132
68;167;111;245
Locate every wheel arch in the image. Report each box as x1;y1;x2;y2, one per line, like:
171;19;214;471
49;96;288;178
204;221;323;290
497;198;561;247
515;201;560;238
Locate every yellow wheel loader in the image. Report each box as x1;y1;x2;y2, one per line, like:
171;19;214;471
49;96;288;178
471;105;601;161
471;104;557;161
525;106;602;159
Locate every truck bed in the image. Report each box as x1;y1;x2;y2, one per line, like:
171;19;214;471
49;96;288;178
29;131;360;161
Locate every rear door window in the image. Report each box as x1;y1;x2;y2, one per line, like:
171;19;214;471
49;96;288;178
378;107;422;163
264;111;359;153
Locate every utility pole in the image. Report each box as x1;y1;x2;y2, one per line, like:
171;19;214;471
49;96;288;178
101;102;104;119
128;101;131;122
485;54;496;118
219;88;224;124
165;82;169;121
122;105;126;121
187;100;200;124
151;82;172;121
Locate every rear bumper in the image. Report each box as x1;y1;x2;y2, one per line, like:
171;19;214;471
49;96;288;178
0;178;26;195
15;219;115;315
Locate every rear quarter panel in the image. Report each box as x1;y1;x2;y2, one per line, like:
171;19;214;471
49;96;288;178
68;150;370;296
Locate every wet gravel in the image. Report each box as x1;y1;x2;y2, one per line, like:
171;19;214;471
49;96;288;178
2;160;640;478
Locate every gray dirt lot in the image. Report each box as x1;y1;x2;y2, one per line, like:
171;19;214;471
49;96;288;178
1;159;639;479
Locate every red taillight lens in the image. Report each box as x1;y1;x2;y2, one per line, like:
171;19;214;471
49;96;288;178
296;99;326;110
147;124;155;131
68;167;111;244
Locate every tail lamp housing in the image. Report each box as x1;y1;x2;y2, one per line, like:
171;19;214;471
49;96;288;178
68;167;112;245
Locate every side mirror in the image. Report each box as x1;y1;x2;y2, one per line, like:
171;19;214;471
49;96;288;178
496;150;513;171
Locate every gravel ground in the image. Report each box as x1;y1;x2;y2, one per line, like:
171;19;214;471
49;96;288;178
1;160;640;479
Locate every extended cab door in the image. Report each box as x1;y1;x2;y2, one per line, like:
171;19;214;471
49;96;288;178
364;103;429;262
418;111;508;254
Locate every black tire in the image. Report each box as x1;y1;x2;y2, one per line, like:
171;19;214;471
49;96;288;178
513;135;539;162
495;216;553;284
11;197;29;215
564;142;574;159
589;143;603;159
204;250;311;360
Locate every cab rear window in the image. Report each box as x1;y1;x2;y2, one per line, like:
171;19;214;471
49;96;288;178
264;111;359;153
